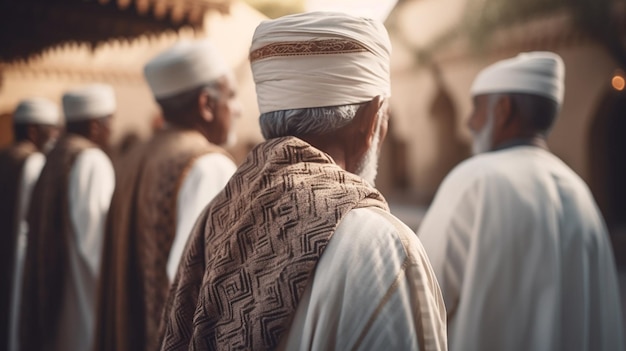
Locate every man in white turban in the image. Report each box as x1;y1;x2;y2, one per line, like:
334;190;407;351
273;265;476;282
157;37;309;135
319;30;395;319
417;51;624;351
94;39;241;351
20;84;116;351
160;12;447;351
0;98;61;351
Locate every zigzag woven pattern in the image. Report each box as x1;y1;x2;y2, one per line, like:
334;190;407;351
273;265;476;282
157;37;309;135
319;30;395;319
160;136;388;350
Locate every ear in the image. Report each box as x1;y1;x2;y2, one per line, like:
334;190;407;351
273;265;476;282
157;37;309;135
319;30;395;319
26;125;38;143
89;120;100;139
356;95;384;149
198;90;216;122
494;95;513;129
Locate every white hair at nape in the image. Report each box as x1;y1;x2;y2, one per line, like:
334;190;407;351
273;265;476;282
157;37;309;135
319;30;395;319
259;103;365;139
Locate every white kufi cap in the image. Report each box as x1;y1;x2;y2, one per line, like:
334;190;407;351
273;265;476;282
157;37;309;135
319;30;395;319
62;84;117;121
471;51;565;105
144;40;229;99
13;97;61;125
250;11;391;114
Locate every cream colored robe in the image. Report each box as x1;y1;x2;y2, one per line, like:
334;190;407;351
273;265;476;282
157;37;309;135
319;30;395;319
280;207;447;350
418;146;624;351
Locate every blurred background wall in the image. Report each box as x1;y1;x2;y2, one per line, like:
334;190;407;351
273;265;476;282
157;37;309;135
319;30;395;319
1;0;624;252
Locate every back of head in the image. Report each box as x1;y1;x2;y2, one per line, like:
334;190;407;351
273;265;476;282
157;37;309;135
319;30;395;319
13;97;62;144
144;39;229;120
471;51;565;133
250;11;391;138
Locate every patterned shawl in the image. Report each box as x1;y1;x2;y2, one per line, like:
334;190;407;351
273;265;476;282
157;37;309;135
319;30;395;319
160;136;388;350
19;135;96;351
95;128;228;351
0;141;37;349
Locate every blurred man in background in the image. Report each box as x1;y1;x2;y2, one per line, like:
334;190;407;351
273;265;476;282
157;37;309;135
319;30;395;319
160;12;447;351
19;84;116;351
0;97;61;351
418;51;624;351
95;39;240;351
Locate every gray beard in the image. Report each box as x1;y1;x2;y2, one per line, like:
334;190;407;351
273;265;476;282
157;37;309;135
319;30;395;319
355;130;380;186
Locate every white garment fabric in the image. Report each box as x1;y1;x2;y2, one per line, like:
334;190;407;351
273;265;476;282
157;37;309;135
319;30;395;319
250;11;391;113
470;51;565;105
280;207;447;351
418;146;624;351
144;40;229;99
166;153;237;281
55;148;114;351
8;152;45;351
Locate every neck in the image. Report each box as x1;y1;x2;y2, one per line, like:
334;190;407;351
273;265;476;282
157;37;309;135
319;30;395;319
494;135;548;151
299;134;348;170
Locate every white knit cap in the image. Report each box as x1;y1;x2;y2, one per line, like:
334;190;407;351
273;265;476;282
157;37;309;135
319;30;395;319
62;84;117;121
250;11;391;114
13;97;61;125
144;39;229;99
471;51;565;105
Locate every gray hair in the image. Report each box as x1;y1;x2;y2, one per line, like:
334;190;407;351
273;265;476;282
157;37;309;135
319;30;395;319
259;103;365;139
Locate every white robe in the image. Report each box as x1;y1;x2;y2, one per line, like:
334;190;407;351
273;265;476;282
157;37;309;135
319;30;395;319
8;152;45;351
56;148;115;351
280;207;447;351
166;153;237;281
418;146;624;351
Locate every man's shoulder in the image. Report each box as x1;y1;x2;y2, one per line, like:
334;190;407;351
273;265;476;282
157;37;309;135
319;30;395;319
332;207;419;262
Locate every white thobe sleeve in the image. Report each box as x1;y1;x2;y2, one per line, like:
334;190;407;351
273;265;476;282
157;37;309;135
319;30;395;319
68;148;115;277
281;207;447;351
167;153;237;281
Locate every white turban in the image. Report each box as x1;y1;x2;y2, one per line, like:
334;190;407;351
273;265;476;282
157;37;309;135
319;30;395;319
13;98;61;125
144;40;229;99
62;84;117;122
471;51;565;106
250;11;391;114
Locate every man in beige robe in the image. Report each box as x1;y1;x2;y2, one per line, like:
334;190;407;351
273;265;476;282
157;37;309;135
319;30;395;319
94;39;241;351
20;84;116;351
0;98;61;351
160;12;447;351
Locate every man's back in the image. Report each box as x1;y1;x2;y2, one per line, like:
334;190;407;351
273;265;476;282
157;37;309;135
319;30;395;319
160;137;447;350
96;128;234;351
419;146;624;351
20;134;114;351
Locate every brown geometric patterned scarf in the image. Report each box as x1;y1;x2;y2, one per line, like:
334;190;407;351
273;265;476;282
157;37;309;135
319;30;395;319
19;134;96;351
0;141;37;349
160;136;388;350
95;128;229;351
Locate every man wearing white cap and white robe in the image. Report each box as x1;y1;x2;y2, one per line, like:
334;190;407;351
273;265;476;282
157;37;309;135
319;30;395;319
19;84;116;351
417;51;624;351
0;98;61;351
160;12;447;351
94;39;240;351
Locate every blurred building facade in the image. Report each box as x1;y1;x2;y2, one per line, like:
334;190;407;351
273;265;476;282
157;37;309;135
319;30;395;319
380;0;626;246
0;0;266;162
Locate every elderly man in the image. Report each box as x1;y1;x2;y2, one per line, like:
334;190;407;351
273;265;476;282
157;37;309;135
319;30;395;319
94;40;240;351
0;98;61;351
418;52;624;351
160;12;447;351
19;84;116;351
